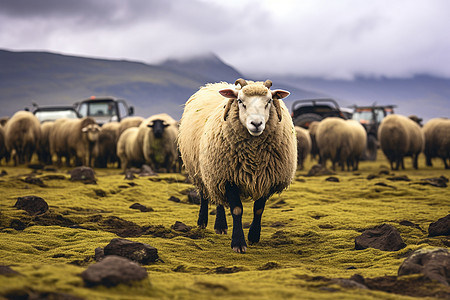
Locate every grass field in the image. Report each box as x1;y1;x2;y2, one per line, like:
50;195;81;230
0;151;449;299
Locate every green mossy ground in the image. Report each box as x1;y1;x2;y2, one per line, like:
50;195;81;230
0;151;449;299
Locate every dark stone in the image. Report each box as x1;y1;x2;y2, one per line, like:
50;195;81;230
140;164;157;176
81;255;148;287
94;189;107;197
94;247;105;261
22;176;46;187
168;196;181;203
306;164;335;177
325;176;339;182
399;220;426;233
187;190;201;205
129;203;154;212
214;266;246;274
70;166;96;184
124;171;136;180
171;221;191;232
367;174;378;180
103;238;159;264
355;224;406;251
0;265;21;276
419;177;448;188
258;262;281;270
387;175;411;181
0;170;7;177
14;196;48;215
398;248;450;286
428;215;450;237
41;174;66;180
10;219;27;230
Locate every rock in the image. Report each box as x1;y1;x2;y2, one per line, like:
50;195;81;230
129;203;154;212
22;176;46;187
124;171;136;180
0;170;7;177
14;196;48;215
139;164;157;176
81;255;148;287
306;164;335;177
94;247;105;261
168;196;181;203
428;215;450;237
70;166;96;184
171;221;191;232
0;265;21;276
325;176;339;182
387;175;410;181
187;190;201;205
398;248;450;286
419;177;448;188
103;238;158;264
355;224;406;251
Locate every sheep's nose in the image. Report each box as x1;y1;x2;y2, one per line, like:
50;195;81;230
251;121;262;129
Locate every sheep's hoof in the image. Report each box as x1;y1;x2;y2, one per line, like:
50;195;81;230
232;246;247;253
215;229;227;234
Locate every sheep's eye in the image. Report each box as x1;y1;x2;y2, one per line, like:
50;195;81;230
237;99;246;109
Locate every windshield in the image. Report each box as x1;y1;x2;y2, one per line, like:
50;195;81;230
352;109;386;124
79;101;117;117
35;110;79;122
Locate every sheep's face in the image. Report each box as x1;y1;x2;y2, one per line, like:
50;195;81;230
147;119;169;138
220;85;290;137
81;124;101;142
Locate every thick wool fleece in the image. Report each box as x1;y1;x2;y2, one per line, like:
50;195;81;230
179;82;297;206
316;117;353;165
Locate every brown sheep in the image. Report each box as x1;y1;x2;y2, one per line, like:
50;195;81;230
50;117;100;167
295;126;311;170
378;114;424;170
94;121;120;168
37;121;54;165
4;111;41;165
316;117;353;171
423;118;450;169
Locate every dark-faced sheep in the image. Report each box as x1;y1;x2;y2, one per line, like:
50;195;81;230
138;113;179;173
378;114;424;170
4;111;41;165
316;117;353;171
295;126;311;170
178;78;296;253
423;118;450;169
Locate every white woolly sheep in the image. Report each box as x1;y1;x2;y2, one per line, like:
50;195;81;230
37;121;54;165
378;114;424;170
308;121;320;161
94;121;120;168
138;113;179;173
315;117;353;171
423;118;450;169
116;127;145;171
295;126;311;170
4;111;41;165
118;116;144;137
346;119;367;171
178;78;296;253
49;117;100;167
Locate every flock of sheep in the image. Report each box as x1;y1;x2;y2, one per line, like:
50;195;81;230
0;78;449;252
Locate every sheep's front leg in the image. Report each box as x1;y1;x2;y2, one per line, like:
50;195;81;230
214;204;228;234
197;191;208;228
248;196;268;244
226;183;246;253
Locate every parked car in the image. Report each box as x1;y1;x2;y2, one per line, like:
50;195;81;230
291;98;349;128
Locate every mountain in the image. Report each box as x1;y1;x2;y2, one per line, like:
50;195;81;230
0;49;449;122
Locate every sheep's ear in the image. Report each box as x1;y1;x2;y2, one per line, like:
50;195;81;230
81;127;88;133
223;99;234;121
219;89;238;99
271;89;290;100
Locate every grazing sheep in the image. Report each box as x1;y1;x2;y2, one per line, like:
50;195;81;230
423;118;450;169
346;119;367;171
139;113;179;173
4;111;41;165
378;114;424;170
94;121;120;168
178;78;296;253
308;121;320;161
38;121;54;165
50;117;100;167
295;126;311;170
116;127;145;171
118;116;144;137
316;117;353;171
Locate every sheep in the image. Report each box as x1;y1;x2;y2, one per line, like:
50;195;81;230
0;126;7;164
178;78;296;253
116;127;145;171
4;111;41;165
378;114;424;170
346;119;367;171
308;121;320;161
138;113;179;173
37;121;54;165
50;117;100;167
295;126;311;170
315;117;353;171
118;116;144;137
423;118;450;169
94;121;120;168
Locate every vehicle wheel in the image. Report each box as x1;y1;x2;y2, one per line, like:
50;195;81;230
294;113;323;128
363;134;378;161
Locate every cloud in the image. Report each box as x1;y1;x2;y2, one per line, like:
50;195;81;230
1;0;449;79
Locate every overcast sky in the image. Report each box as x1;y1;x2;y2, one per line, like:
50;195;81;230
1;0;449;79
